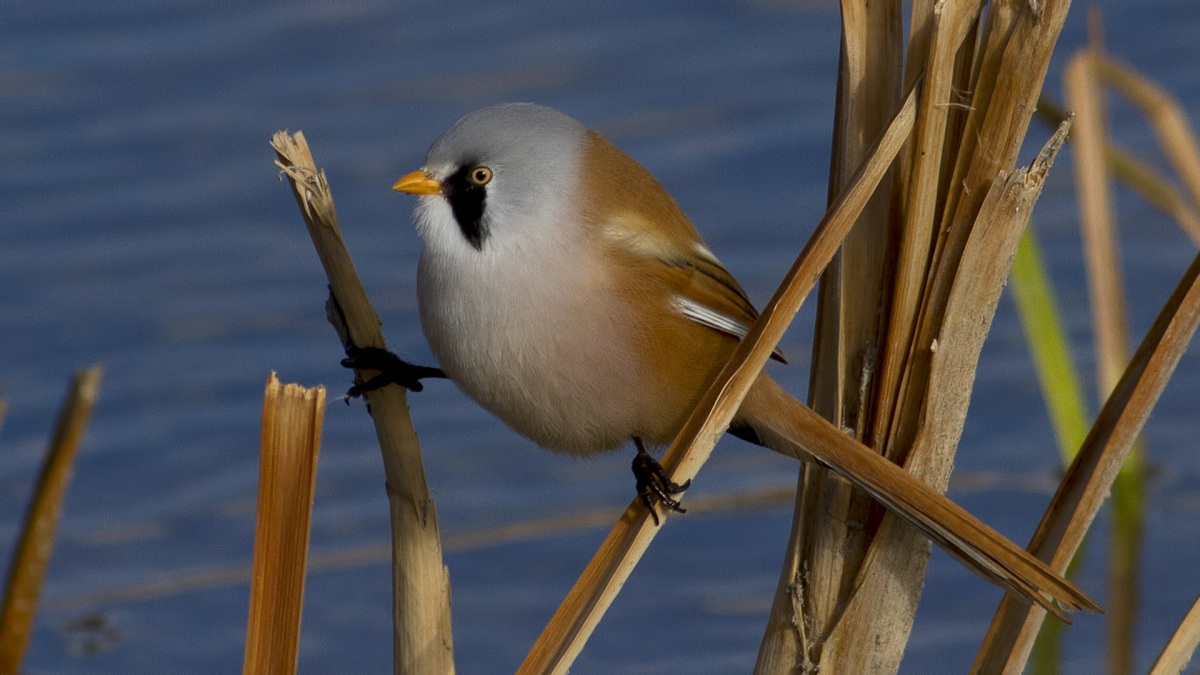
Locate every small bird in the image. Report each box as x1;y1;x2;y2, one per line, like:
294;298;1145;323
346;103;1098;617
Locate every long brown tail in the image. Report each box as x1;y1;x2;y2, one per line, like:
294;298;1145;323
732;376;1100;620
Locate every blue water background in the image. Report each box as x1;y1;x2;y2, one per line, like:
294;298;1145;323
3;1;1199;672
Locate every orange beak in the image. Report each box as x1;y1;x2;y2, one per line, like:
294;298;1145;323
391;170;442;195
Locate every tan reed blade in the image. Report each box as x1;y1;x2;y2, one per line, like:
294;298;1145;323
975;245;1200;670
1149;594;1200;675
0;366;103;674
243;374;325;675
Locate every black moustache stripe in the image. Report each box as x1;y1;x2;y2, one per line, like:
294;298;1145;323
445;164;487;250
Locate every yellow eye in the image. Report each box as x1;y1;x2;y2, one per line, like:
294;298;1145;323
468;166;493;186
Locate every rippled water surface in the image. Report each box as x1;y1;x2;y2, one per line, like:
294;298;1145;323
3;1;1200;672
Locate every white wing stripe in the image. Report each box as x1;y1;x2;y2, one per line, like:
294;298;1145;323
693;242;721;266
672;295;786;361
672;295;751;338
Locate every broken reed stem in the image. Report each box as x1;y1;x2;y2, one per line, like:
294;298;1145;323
0;366;102;674
243;374;325;675
768;4;983;671
975;246;1200;671
759;0;1074;669
517;85;918;675
1149;594;1200;675
271;131;455;674
874;0;983;464
887;0;1072;470
789;1;907;667
808;0;903;447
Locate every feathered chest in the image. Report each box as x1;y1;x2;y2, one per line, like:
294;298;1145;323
413;211;654;453
415;208;610;362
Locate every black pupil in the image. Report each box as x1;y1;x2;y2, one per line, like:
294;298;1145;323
473;169;487;182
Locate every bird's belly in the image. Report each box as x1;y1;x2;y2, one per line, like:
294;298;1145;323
418;255;651;454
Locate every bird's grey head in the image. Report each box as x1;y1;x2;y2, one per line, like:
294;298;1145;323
414;103;587;252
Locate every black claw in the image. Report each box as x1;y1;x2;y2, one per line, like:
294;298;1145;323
632;440;691;525
341;346;446;399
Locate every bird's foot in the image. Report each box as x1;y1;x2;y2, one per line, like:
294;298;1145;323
632;441;691;525
340;346;446;399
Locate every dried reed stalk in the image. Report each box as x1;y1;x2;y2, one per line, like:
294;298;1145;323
975;245;1200;671
1149;595;1200;674
0;366;102;673
517;84;919;675
888;0;1072;461
243;374;325;675
793;0;905;666
1066;49;1131;398
1067;30;1148;673
758;0;1075;669
874;0;983;439
271;131;455;674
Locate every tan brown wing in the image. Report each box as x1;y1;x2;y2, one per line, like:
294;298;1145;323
581;130;785;362
658;242;787;363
